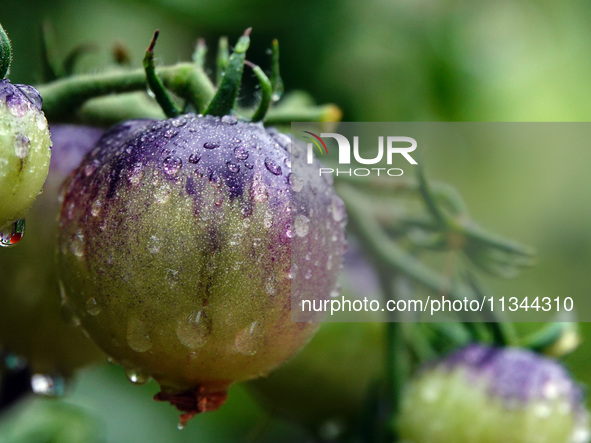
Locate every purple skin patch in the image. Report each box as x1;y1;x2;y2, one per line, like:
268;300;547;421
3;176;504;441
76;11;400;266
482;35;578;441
78;115;292;205
441;344;585;414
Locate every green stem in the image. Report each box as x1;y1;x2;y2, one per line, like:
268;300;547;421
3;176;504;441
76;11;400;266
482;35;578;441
0;23;12;80
143;30;181;118
375;269;408;441
216;37;229;85
245;60;272;122
36;62;215;121
192;38;207;68
270;39;283;101
204;28;250;116
417;165;447;227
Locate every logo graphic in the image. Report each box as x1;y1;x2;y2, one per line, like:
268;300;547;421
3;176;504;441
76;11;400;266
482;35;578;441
302;132;418;165
302;131;328;155
300;130;418;178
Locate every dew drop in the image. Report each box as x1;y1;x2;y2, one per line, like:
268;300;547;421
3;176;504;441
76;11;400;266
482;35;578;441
36;114;48;130
305;269;313;279
163;155;182;176
164;128;180;139
127;317;152;353
264;157;282;176
0;219;25;247
6;94;28;117
84;160;99;176
234;146;249;160
250;176;269;203
284;157;291;168
147;235;161;254
155;184;171;203
294;214;310;237
13;134;30;159
85;297;101;316
229;233;242;246
172;117;187;128
31;374;66;397
265;276;276;295
175;310;211;349
17;84;43;109
235;321;264;356
188;152;201;164
58;280;68;303
125;368;151;385
70;231;85;258
209;170;222;188
226;161;240;173
263;211;273;228
331;195;346;222
90;200;102;217
221;115;238;125
203;141;219;149
244;162;254;169
128;163;144;185
285;224;293;239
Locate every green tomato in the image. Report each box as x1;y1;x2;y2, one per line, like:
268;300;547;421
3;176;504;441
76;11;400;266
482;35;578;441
0;80;51;233
0;125;105;378
398;344;590;443
56;115;347;424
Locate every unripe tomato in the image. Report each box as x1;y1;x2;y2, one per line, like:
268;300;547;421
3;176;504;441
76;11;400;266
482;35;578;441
57;114;347;423
398;344;590;443
0;125;105;378
0;80;51;234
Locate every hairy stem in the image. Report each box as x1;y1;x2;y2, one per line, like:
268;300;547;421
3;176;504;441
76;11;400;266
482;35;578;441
0;24;12;80
37;62;215;121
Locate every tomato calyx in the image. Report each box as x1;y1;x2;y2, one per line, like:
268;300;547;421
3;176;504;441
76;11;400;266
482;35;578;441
154;384;229;427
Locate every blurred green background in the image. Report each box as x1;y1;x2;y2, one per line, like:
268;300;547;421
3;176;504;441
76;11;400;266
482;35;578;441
1;0;591;441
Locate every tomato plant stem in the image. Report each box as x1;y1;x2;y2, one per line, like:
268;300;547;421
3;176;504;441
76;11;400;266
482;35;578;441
37;63;215;121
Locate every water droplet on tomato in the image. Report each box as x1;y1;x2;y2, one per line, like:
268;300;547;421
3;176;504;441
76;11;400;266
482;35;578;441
175;310;211;350
127;317;152;353
264;157;282;175
31;373;66;397
0;219;25;247
294;214;310;237
85;297;101;316
235;321;264;356
125;368;151;385
163;156;182;176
